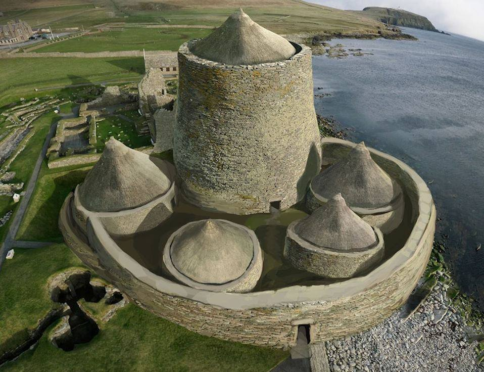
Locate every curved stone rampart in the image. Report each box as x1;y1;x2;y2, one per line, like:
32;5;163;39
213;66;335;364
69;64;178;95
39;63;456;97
60;139;435;349
174;42;321;215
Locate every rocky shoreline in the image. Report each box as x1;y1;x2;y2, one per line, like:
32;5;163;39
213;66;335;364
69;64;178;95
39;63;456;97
325;277;483;371
289;26;416;57
317;112;484;371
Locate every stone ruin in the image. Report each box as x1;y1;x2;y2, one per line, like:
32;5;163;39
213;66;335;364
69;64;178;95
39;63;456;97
138;68;173;115
48;269;124;351
137;68;177;154
86;86;134;109
153;100;176;154
60;10;436;350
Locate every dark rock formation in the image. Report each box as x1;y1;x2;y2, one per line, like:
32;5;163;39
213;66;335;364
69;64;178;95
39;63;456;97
49;269;105;351
358;7;438;32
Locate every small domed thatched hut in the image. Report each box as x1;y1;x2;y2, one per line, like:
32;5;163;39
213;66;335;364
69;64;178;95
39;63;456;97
308;142;404;233
164;219;263;293
285;194;385;278
72;138;176;236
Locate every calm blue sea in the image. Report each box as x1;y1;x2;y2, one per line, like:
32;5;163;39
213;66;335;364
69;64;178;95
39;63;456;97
312;28;484;308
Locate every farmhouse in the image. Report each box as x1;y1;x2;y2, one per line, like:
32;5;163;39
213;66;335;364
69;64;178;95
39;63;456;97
0;20;33;45
143;51;179;76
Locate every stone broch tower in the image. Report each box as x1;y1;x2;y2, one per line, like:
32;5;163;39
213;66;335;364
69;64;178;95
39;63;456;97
174;10;321;214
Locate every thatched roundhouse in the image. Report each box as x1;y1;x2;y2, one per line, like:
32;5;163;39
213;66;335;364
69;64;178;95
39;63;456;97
163;219;263;293
308;142;404;233
73;138;176;236
285;194;385;278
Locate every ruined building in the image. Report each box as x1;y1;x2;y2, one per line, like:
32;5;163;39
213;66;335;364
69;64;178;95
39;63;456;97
0;20;32;45
137;68;177;153
60;10;436;350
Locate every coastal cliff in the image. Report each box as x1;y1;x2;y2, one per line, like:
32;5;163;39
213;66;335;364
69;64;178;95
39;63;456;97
354;7;438;32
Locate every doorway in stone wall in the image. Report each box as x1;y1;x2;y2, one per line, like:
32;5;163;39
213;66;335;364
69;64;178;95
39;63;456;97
290;324;311;359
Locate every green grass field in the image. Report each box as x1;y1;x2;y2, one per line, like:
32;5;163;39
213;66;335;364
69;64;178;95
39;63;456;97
95;114;151;151
138;5;380;34
1;4;111;29
15;166;90;242
34;27;213;52
0;58;144;108
9;112;58;184
3;0;382;34
0;244;82;347
0;245;287;371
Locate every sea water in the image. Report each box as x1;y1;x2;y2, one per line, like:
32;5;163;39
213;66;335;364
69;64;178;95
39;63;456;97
313;28;484;308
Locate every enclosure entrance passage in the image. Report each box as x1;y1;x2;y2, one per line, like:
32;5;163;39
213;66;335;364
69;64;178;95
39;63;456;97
290;324;312;359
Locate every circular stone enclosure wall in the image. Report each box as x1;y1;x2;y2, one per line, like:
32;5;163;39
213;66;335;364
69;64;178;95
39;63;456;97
174;42;322;215
60;139;435;349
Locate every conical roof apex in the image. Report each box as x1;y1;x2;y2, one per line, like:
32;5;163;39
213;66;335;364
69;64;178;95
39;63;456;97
78;138;171;212
189;9;296;65
296;194;378;250
312;142;401;209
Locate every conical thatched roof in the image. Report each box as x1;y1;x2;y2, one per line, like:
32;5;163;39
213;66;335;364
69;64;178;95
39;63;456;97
190;9;296;65
296;194;377;250
78;138;171;212
312;142;400;209
171;219;254;284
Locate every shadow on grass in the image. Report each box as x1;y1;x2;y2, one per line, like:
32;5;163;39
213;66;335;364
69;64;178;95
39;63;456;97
18;170;88;242
106;58;145;74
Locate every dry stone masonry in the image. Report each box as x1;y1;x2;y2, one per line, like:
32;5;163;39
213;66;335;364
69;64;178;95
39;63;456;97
175;27;321;214
60;11;436;350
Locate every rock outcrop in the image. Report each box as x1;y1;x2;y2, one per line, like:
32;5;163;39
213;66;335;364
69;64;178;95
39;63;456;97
357;7;438;32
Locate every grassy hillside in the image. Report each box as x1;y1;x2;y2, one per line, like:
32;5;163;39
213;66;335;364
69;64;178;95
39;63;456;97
33;27;213;53
353;7;438;32
1;0;384;35
0;57;144;107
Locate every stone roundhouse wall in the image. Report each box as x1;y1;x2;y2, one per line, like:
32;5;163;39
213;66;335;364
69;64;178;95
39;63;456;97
60;196;434;349
174;42;322;215
284;224;385;278
60;136;436;349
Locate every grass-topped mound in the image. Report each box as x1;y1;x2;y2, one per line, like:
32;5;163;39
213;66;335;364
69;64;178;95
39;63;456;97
2;0;385;35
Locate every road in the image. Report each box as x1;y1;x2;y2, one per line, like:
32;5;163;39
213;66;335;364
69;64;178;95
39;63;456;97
0;33;72;51
0;121;58;272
